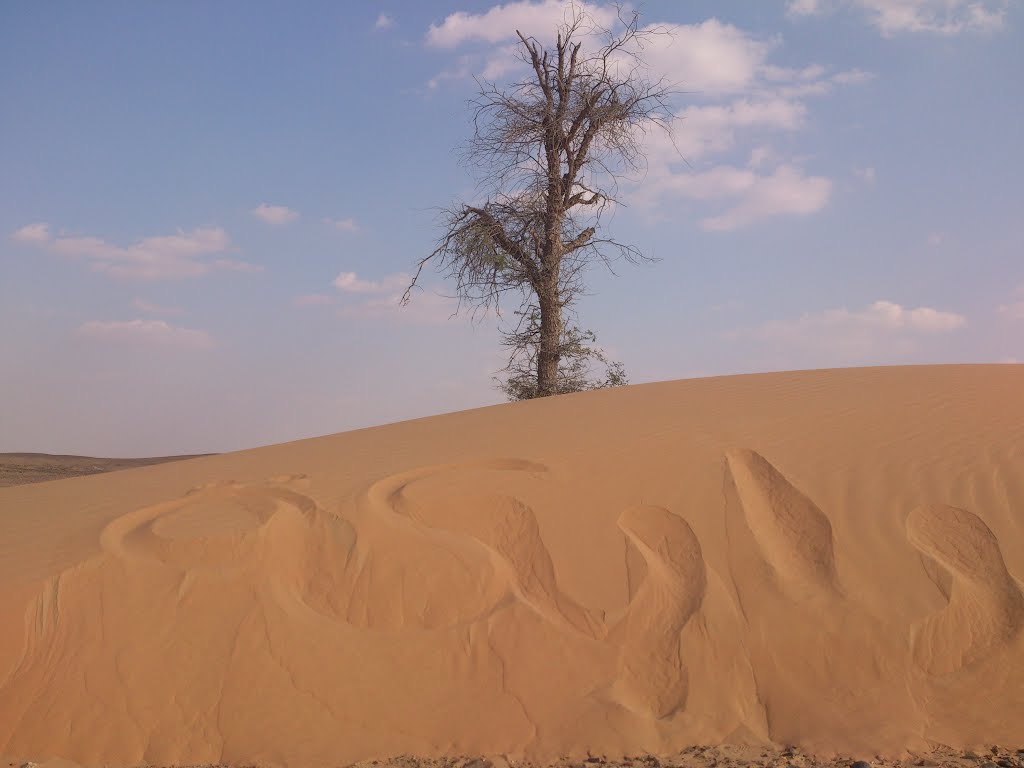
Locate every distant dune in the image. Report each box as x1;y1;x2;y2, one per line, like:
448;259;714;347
0;453;209;488
0;365;1022;767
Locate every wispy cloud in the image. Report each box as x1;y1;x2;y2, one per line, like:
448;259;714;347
729;299;966;361
630;31;871;227
786;0;822;16
11;222;51;244
786;0;1007;35
328;270;460;324
334;271;409;294
76;319;215;348
422;1;872;226
641;164;832;231
251;203;299;225
339;288;458;325
424;5;869;231
375;12;395;30
11;222;259;280
324;217;359;233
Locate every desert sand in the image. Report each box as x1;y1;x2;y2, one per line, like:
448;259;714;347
1;365;1022;767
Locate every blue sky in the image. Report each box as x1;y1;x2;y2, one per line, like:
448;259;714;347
2;0;1021;456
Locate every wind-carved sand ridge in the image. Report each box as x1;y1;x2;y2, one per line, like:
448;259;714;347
614;505;706;719
359;459;603;637
906;504;1024;675
724;449;840;602
0;366;1022;767
99;477;322;570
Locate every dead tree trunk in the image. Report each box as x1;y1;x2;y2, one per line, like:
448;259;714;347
537;278;563;396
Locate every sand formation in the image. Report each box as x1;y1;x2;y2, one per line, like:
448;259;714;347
0;365;1022;766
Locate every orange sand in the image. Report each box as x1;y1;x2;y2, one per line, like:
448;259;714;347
1;365;1022;766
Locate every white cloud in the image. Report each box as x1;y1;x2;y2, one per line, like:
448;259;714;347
425;6;777;96
76;319;215;349
251;203;299;225
640;19;773;95
11;222;51;243
702;167;832;230
14;223;255;280
671;98;807;160
333;271;409;294
862;0;1006;34
731;300;966;361
786;0;1007;35
426;0;618;48
325;217;359;232
756;299;965;336
132;298;183;315
787;0;823;16
425;6;869;231
644;164;832;231
375;13;395;30
629;18;868;227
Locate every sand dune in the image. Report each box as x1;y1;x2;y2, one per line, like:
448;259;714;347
1;365;1022;766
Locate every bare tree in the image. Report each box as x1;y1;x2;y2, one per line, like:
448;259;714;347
404;5;674;398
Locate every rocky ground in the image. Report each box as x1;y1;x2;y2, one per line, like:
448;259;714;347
351;745;1024;768
7;744;1024;768
0;452;209;487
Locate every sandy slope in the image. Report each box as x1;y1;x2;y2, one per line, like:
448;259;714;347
0;365;1022;767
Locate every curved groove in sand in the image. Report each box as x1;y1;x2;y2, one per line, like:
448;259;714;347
100;481;321;570
359;459;603;638
614;504;707;719
906;504;1024;674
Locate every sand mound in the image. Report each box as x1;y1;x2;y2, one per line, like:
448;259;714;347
614;505;706;719
725;448;839;600
1;365;1022;766
906;504;1024;675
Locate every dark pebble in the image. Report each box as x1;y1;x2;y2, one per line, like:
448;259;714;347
852;761;872;768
